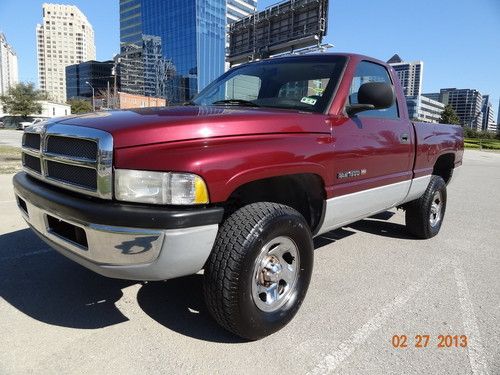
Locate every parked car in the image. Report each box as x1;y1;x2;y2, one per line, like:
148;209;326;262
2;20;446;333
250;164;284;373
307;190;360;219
0;120;4;128
17;118;45;130
13;53;463;340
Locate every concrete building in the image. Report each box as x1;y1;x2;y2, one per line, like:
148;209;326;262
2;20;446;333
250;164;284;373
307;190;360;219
497;98;500;127
0;33;19;96
116;91;166;109
439;88;483;130
481;95;496;132
422;92;441;102
39;100;71;117
406;95;445;123
226;0;256;23
36;4;96;103
387;54;423;96
66;60;115;101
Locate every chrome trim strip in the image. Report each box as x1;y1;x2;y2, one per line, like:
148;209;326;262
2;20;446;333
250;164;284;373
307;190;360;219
22;148;41;157
317;179;413;235
43;153;96;168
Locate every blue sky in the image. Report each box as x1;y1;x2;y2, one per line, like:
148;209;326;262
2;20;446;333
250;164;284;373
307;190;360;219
1;0;499;110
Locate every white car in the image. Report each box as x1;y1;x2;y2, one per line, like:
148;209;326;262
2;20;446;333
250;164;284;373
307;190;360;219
17;118;45;130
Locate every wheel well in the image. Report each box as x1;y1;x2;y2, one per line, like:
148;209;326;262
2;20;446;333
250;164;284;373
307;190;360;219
225;174;325;234
433;153;455;184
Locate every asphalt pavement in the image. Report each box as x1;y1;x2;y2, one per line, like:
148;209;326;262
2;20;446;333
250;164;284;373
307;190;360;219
0;129;23;148
0;150;498;374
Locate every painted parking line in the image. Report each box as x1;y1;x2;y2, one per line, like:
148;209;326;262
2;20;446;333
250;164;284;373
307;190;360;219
454;261;490;375
307;258;491;374
307;259;448;375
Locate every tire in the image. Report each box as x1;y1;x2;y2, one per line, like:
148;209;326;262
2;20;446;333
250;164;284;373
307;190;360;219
405;175;447;239
203;202;314;340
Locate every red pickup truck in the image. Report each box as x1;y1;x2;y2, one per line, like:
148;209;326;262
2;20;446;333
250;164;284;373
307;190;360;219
14;53;463;339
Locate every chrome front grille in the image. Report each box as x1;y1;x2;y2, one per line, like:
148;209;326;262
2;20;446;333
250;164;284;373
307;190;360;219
21;123;113;199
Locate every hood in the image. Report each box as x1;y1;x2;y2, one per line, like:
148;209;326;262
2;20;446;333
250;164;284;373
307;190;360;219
53;106;330;148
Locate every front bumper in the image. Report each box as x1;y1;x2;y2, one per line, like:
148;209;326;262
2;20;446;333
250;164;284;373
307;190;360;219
13;172;223;281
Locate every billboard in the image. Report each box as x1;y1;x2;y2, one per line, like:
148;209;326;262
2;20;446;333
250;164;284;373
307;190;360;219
227;0;328;65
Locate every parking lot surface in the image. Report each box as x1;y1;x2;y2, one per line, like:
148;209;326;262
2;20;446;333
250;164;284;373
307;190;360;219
0;150;498;374
0;129;23;148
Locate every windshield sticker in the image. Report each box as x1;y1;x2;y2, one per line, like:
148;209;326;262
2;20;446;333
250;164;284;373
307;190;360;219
300;97;317;105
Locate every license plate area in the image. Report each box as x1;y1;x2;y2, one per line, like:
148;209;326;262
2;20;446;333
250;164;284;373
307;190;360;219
46;215;88;250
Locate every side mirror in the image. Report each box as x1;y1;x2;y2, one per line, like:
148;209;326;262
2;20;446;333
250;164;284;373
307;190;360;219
346;82;395;116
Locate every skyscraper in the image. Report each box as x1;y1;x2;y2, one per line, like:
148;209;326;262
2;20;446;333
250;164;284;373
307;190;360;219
36;4;96;103
440;88;483;130
119;0;226;103
481;95;496;132
0;33;18;96
387;54;423;97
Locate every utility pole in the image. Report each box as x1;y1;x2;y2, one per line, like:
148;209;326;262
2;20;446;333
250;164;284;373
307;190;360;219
112;57;120;109
107;81;110;109
85;81;95;111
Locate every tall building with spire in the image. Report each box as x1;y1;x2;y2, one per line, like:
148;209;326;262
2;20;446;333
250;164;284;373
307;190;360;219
0;32;19;96
387;54;423;97
36;3;96;103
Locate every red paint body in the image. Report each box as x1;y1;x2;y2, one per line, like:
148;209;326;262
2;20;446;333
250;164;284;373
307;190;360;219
56;53;464;203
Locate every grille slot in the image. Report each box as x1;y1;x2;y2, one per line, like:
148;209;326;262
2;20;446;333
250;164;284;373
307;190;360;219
23;133;41;150
22;153;42;174
46;161;97;190
46;136;98;160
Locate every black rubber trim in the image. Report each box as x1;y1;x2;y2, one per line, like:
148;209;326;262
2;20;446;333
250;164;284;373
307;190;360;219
13;172;224;229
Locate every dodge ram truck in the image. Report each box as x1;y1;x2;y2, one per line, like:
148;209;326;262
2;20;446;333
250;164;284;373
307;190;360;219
13;53;463;340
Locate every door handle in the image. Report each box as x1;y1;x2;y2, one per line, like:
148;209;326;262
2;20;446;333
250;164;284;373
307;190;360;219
400;133;409;143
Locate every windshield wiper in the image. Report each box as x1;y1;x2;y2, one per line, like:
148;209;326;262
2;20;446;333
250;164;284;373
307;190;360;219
212;99;260;107
182;100;196;106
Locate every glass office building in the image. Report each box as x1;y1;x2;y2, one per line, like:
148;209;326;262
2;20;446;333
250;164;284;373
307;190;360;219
65;60;115;100
120;0;226;103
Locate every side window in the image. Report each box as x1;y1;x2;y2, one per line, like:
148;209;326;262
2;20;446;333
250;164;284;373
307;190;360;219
348;61;399;119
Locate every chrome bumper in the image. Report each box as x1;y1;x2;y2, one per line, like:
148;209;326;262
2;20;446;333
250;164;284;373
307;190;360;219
15;189;219;281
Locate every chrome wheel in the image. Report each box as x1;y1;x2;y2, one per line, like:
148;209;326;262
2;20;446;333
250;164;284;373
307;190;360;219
429;190;443;227
251;236;300;312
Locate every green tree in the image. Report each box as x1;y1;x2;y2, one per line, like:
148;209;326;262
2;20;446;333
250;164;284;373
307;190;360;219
439;105;461;125
68;99;93;114
0;82;47;118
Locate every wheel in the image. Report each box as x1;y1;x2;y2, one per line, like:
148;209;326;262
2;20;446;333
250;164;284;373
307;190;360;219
203;202;313;340
405;175;447;239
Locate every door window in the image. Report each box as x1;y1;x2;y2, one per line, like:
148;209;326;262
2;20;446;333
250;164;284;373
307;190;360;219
348;61;399;119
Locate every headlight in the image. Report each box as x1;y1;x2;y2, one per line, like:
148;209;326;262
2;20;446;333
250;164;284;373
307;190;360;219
115;169;209;205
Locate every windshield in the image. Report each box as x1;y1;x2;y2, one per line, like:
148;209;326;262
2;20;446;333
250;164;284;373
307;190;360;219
192;55;347;113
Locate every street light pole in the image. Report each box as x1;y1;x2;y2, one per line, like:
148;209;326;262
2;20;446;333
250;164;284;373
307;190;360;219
85;81;95;111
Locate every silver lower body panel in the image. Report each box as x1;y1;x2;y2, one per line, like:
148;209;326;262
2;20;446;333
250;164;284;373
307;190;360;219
15;189;218;281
